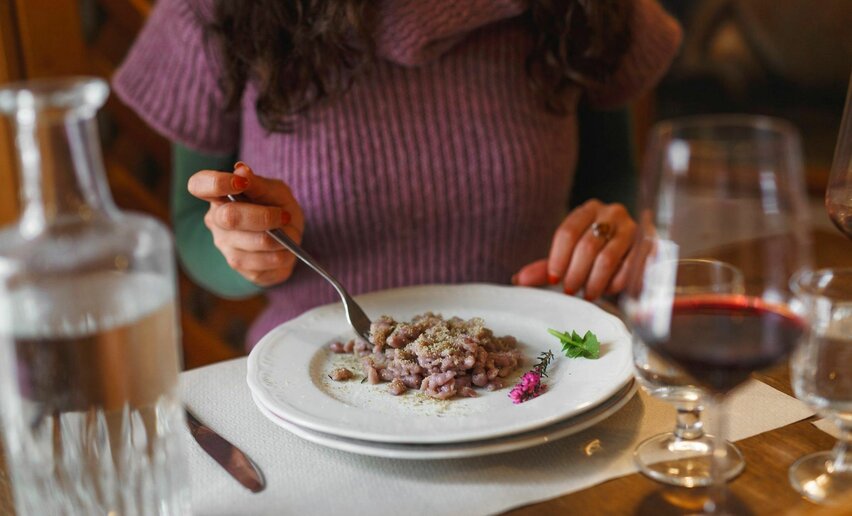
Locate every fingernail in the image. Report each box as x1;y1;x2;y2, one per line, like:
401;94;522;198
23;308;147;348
281;211;292;226
232;176;249;190
234;161;248;172
547;274;559;285
511;274;519;285
564;286;574;296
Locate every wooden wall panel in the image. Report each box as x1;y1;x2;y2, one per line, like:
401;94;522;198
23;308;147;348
0;0;23;225
12;0;87;77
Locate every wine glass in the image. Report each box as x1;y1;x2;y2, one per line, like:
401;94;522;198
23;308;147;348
632;259;746;487
789;268;852;504
826;72;852;239
622;115;812;513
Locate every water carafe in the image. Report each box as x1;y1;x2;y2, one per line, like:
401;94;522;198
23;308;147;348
0;77;190;515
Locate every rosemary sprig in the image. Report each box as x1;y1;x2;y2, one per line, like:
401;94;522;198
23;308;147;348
533;350;556;377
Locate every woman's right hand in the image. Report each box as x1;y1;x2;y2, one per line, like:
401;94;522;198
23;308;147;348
187;162;305;287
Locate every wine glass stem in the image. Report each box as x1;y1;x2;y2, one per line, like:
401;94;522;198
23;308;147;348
673;405;704;440
831;422;852;473
706;394;728;514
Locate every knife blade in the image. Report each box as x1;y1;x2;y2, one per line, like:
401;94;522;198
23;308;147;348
185;408;266;493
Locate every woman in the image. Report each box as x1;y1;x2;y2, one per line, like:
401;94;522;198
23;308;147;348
114;0;681;347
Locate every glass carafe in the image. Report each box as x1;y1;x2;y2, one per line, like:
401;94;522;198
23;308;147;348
0;77;190;515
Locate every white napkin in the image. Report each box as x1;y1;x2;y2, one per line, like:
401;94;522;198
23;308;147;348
180;358;813;516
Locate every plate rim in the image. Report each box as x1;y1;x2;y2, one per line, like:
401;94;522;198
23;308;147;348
246;283;633;444
250;380;638;460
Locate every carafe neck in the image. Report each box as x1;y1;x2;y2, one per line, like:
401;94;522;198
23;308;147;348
0;78;117;237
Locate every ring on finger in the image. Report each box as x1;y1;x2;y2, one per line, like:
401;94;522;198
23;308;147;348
590;221;616;242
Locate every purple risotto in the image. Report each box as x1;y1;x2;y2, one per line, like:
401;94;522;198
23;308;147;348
329;313;523;400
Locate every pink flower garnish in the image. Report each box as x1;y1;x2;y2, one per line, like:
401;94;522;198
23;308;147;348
508;370;547;404
509;351;555;404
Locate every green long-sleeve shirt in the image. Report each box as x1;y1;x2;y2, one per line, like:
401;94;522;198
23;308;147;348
171;145;264;298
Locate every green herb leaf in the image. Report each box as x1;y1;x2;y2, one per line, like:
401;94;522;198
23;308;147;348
547;328;600;359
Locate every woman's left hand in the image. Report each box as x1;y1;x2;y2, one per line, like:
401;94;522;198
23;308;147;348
512;199;637;300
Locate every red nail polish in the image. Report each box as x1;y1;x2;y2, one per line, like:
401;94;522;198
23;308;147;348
547;274;559;285
232;176;249;190
281;211;292;226
564;286;574;295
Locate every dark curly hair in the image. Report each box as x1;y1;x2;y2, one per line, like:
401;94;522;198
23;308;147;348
210;0;632;132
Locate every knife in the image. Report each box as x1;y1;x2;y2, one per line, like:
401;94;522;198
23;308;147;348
185;408;266;493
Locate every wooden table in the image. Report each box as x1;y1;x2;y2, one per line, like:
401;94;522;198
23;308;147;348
505;365;834;515
509;229;852;515
1;230;850;515
0;445;8;515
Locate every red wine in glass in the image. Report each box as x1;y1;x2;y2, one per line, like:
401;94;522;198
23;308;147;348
637;295;805;394
625;114;811;514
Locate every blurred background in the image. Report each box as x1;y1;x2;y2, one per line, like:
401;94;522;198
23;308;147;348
0;0;849;369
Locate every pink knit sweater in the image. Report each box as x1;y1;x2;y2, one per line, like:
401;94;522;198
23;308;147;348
114;0;681;346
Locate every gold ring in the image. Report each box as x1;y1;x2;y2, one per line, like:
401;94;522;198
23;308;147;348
591;222;615;242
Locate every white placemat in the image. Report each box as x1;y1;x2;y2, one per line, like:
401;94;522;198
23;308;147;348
180;358;813;516
813;418;840;439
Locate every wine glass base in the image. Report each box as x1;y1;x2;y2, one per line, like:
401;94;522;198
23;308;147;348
634;432;745;487
789;451;852;505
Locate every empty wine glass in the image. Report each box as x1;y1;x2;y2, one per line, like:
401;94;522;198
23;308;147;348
623;115;812;514
826;71;852;239
789;268;852;504
632;259;746;487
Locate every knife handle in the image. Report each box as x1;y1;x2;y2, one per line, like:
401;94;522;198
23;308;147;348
184;407;266;493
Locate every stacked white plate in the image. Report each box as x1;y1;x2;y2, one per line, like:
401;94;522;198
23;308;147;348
246;284;636;460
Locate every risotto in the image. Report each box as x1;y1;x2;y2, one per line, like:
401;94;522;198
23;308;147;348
329;313;523;400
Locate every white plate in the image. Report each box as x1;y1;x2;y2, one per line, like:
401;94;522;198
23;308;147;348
246;284;633;444
251;380;637;459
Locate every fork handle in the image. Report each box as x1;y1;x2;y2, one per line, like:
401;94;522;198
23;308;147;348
226;194;341;291
225;194;372;339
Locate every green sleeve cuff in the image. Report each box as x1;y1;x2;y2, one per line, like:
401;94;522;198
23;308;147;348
171;143;263;299
568;104;638;215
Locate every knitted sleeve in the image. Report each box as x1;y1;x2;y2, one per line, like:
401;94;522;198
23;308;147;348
112;0;238;154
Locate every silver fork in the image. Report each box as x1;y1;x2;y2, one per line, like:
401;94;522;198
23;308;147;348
226;193;372;342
